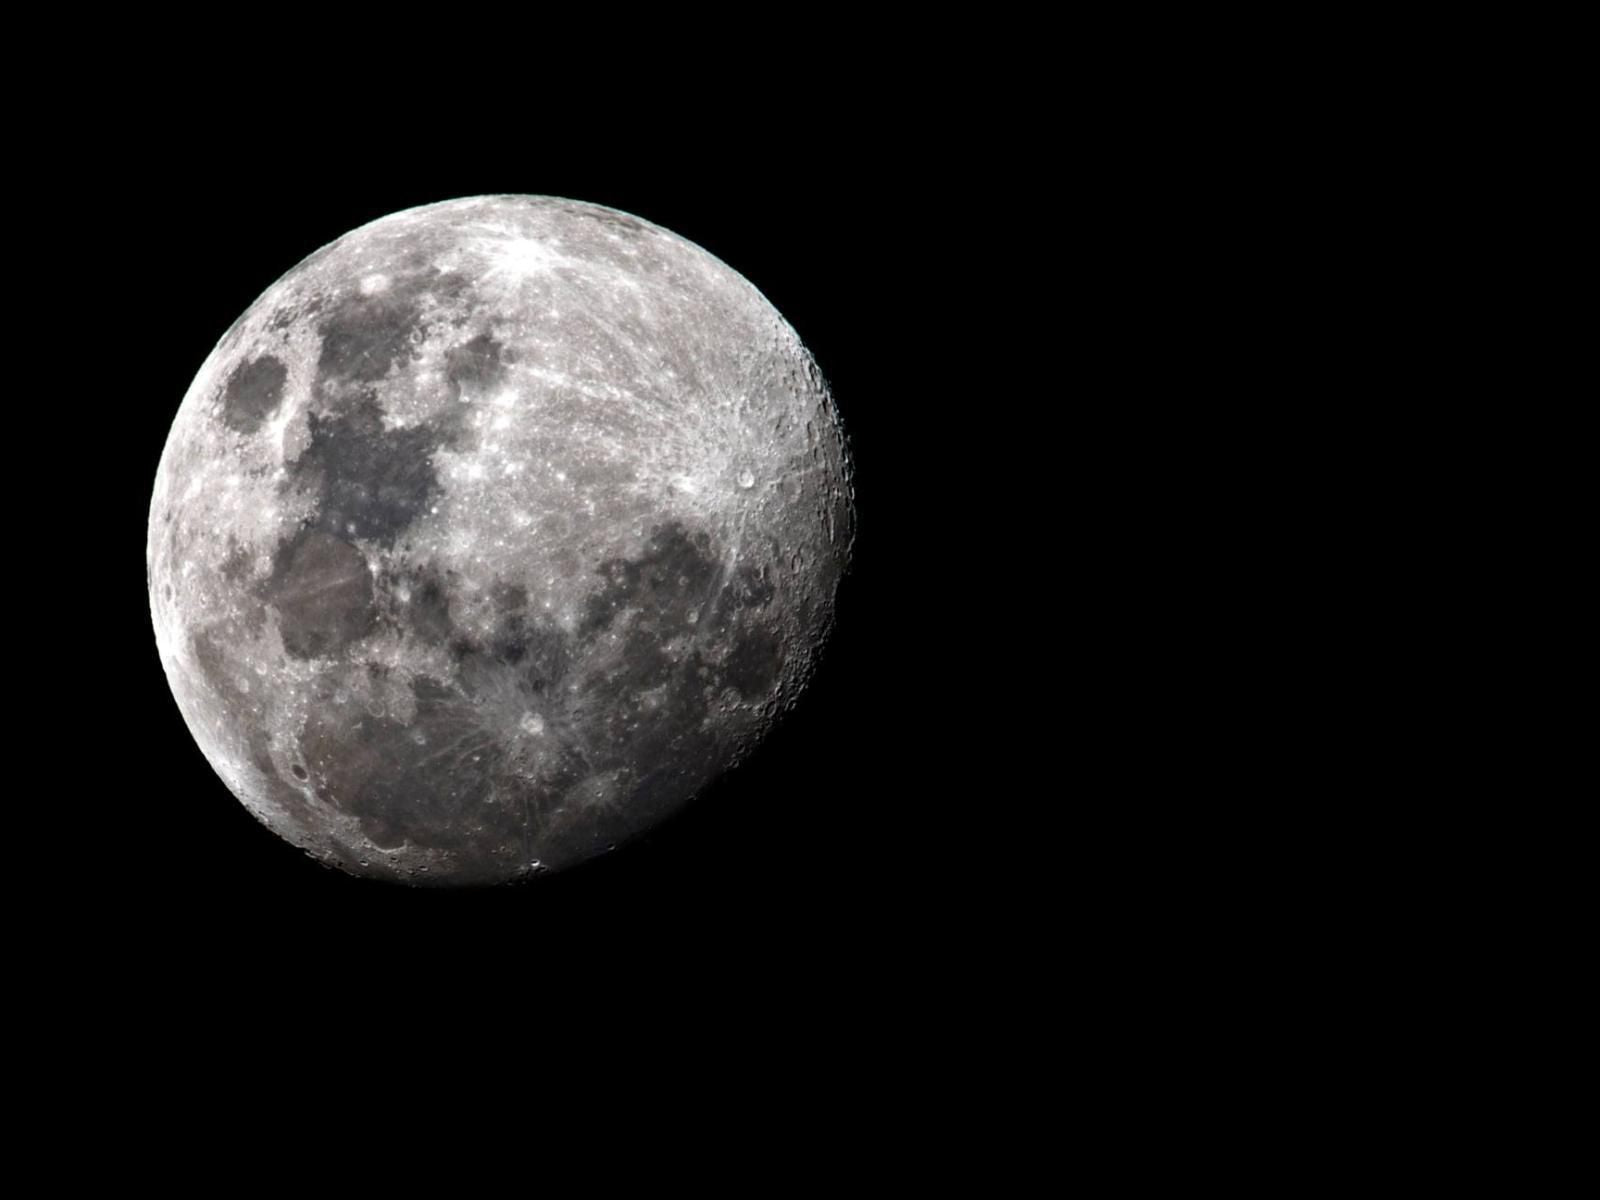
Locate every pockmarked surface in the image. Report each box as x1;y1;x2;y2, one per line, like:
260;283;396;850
148;196;855;885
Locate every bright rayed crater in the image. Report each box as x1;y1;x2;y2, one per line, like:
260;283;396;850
147;195;854;885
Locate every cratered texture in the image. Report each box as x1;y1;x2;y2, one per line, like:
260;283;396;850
148;196;855;885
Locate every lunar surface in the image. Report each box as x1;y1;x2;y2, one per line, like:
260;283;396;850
147;195;854;886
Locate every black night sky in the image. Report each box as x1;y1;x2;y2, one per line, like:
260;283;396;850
23;25;1425;1151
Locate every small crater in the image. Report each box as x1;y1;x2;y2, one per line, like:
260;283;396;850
290;764;308;780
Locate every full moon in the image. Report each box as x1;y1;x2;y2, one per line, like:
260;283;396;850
147;195;855;886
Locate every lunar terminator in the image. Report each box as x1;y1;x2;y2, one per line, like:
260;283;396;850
147;195;854;885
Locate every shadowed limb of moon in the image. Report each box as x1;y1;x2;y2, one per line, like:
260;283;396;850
148;195;855;886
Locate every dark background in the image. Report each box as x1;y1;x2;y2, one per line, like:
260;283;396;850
77;125;981;987
25;28;1475;1148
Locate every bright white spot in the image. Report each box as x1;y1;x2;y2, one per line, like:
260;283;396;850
554;470;567;483
494;389;516;408
359;273;390;295
492;414;510;431
495;237;560;277
737;469;756;489
520;714;546;736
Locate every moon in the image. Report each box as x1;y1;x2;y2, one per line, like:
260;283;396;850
147;195;855;886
